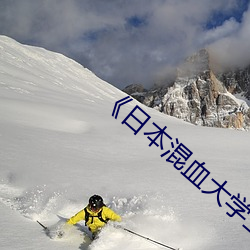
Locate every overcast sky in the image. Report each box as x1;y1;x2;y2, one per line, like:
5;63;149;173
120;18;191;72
0;0;249;89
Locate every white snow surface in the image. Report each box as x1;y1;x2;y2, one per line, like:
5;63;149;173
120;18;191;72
0;36;250;250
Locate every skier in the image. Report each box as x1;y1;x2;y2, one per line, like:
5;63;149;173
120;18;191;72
66;194;122;239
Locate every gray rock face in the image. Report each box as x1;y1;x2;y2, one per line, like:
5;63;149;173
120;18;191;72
218;66;250;100
123;49;250;130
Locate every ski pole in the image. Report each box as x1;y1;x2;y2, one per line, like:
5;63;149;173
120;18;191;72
122;227;180;250
37;220;48;231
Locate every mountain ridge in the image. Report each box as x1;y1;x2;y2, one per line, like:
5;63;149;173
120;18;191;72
123;49;250;130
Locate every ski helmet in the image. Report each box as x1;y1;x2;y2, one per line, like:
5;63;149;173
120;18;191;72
89;195;104;210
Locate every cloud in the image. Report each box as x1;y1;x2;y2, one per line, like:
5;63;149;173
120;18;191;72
0;0;249;89
200;18;240;45
208;4;250;69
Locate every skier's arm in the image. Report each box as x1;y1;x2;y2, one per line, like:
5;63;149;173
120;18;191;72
104;207;122;222
67;209;85;225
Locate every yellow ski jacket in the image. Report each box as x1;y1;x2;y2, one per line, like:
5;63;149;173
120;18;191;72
67;206;121;233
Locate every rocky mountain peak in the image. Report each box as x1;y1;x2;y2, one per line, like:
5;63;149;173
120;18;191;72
177;48;210;78
123;49;250;130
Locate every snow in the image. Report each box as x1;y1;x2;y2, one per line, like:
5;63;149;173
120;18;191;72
234;93;250;107
0;35;250;250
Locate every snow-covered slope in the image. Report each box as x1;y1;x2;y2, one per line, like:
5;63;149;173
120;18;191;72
0;36;250;250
